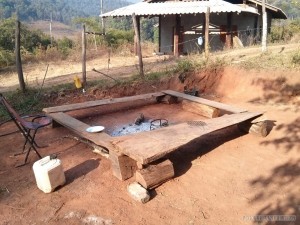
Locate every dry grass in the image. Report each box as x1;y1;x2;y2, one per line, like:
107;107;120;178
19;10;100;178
26;20;80;40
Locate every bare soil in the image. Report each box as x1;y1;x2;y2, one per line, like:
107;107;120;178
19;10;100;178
0;54;299;225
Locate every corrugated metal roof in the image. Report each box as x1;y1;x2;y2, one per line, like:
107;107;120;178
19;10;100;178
100;1;256;17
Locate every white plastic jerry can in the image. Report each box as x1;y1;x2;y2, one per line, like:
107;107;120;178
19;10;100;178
33;155;66;193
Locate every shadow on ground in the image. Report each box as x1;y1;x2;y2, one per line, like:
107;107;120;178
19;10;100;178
169;126;244;177
260;117;300;152
249;77;300;112
249;159;300;225
65;158;100;185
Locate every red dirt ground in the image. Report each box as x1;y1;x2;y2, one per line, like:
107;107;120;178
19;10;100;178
0;67;299;225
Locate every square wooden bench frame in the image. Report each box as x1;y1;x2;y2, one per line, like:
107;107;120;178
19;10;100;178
43;90;262;182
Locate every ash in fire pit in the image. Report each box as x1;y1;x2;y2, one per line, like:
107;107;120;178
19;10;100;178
110;114;168;137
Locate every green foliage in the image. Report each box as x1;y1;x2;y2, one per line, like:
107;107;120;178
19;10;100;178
268;0;300;18
0;47;14;67
140;17;158;42
175;59;194;73
291;50;300;64
72;17;101;32
0;18;15;50
0;0;132;24
0;18;51;52
270;19;300;42
145;71;169;81
104;29;134;47
106;17;133;31
56;37;74;57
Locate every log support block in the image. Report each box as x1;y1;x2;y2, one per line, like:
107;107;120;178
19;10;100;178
182;100;220;118
157;95;178;104
135;159;175;189
51;119;62;128
238;120;269;137
109;150;137;181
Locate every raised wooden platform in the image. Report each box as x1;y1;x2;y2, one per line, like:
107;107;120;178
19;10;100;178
43;90;263;183
111;112;262;165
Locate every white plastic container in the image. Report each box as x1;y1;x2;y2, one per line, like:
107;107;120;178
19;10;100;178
33;156;66;193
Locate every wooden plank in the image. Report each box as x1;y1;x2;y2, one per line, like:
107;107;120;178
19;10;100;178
111;112;262;164
48;112;113;150
136;159;174;189
43;92;165;113
110;149;137;180
182;100;220;118
163;90;246;113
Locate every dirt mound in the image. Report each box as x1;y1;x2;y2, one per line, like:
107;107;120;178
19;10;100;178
47;66;299;111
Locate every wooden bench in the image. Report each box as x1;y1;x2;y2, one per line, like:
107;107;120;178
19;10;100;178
110;111;262;181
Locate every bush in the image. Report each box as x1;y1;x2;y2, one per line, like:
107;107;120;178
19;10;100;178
105;29;134;48
270;19;300;43
175;59;194;73
0;47;14;67
292;51;300;65
57;37;74;58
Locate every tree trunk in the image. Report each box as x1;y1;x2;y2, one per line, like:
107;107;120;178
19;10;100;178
132;13;144;78
15;20;26;92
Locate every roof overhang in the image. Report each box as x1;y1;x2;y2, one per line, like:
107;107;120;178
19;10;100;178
100;0;258;18
247;0;287;19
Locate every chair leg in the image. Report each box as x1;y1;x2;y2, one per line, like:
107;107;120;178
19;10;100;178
29;130;42;159
15;130;42;167
14;129;30;156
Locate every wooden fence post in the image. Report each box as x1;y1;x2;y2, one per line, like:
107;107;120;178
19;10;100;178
262;0;267;52
82;24;87;89
15;20;25;92
132;13;144;78
205;7;210;58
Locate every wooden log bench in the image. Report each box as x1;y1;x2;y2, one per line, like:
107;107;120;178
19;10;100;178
110;111;263;184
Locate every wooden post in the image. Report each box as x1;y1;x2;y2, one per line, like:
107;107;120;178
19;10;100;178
205;7;210;58
110;150;137;181
262;0;267;52
132;13;144;77
15;20;25;92
50;12;53;46
100;0;105;34
133;17;140;56
174;15;181;57
226;12;233;49
82;24;87;88
253;16;258;43
181;100;220;118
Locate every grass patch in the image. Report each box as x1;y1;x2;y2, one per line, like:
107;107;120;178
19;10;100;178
0;88;46;121
292;50;300;65
237;48;300;70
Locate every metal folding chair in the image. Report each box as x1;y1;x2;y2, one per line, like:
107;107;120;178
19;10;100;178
0;93;52;167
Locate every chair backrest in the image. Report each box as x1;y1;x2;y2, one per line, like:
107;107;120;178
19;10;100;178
0;93;29;128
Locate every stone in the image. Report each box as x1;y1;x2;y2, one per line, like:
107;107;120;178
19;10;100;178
127;182;150;203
